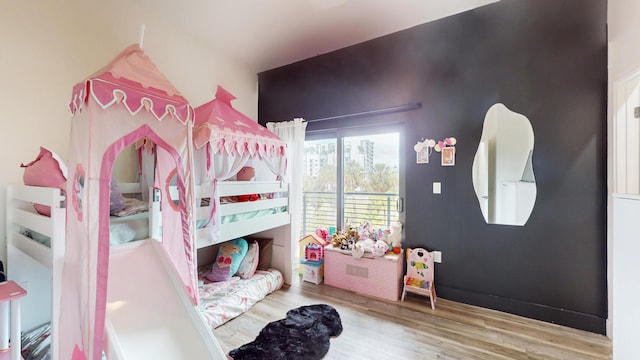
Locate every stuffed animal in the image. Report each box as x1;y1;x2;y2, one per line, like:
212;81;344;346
206;238;249;282
359;221;373;241
389;221;403;248
237;166;255;181
339;238;349;250
352;242;364;259
331;233;346;248
347;238;355;250
358;238;375;252
372;240;388;257
236;166;259;202
316;227;329;241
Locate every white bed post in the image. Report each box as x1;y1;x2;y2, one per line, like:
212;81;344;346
0;281;27;360
0;302;7;352
149;187;162;240
50;188;65;360
138;24;146;49
9;296;21;360
1;187;13;351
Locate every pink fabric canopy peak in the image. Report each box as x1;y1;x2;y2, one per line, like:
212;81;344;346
69;44;193;124
193;86;286;158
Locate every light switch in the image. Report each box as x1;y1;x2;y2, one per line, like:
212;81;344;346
433;182;441;194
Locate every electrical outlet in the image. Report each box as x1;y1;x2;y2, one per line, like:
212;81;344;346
433;182;441;194
433;251;442;263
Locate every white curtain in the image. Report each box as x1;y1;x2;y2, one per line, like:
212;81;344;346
193;145;250;246
192;141;288;246
267;118;307;246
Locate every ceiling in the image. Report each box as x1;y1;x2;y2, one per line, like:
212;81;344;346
132;0;499;73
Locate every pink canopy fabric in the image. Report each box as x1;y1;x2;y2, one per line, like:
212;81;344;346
192;86;288;246
60;44;197;360
193;85;285;158
69;44;192;124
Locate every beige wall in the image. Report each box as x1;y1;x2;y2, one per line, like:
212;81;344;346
0;0;257;264
608;0;640;81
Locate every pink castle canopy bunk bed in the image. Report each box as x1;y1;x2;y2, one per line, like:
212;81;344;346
189;86;290;329
60;44;224;360
6;46;292;360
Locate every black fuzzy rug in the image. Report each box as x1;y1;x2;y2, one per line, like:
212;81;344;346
229;304;343;360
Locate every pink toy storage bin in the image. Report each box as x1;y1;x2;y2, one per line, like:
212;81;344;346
324;245;403;301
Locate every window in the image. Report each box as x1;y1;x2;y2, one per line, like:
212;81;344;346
303;138;338;231
302;125;403;235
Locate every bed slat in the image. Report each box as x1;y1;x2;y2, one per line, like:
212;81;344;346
13;208;56;238
8;232;53;268
217;181;288;197
7;184;65;359
195;211;291;249
9;185;65;207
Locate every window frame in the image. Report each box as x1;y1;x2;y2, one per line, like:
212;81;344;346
305;123;405;231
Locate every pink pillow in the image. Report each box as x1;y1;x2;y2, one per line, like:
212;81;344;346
21;147;67;216
236;241;259;279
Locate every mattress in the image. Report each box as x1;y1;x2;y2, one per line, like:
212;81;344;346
220;207;287;224
109;212;150;245
197;267;284;329
195;206;287;229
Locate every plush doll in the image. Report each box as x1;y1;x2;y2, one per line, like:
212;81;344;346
236;166;259;202
206;238;249;282
331;232;343;247
352;242;364;259
372;240;388;257
389;221;403;248
359;221;373;241
316;227;329;241
352;233;375;255
347;238;355;250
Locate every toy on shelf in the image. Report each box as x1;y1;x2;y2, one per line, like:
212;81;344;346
298;232;328;276
305;243;325;261
351;243;365;259
315;227;329;241
372;240;388;257
329;221;404;258
388;221;403;254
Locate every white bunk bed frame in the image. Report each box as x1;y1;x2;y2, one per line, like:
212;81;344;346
193;181;290;248
6;180;291;359
6;184;65;360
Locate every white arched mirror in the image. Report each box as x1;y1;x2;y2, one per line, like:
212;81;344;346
472;103;536;226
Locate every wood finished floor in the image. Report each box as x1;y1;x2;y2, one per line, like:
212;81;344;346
213;276;612;360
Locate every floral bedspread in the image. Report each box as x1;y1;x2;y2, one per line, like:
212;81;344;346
197;267;284;329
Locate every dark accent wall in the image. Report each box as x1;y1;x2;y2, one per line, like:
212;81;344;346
258;0;607;334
